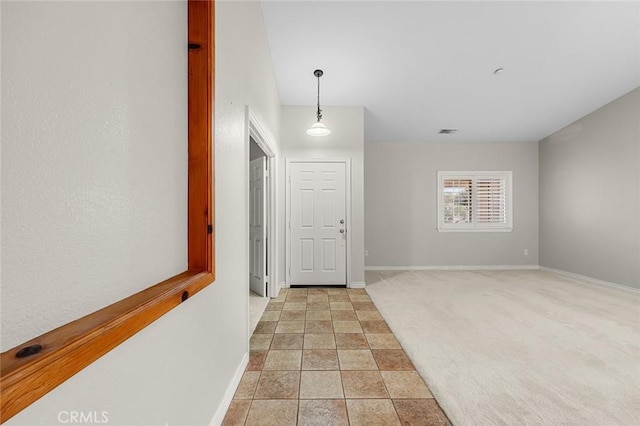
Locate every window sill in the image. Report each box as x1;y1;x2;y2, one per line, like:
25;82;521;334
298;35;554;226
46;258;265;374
437;227;513;233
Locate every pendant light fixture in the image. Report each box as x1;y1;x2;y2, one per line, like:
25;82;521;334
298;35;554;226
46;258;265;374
306;69;331;137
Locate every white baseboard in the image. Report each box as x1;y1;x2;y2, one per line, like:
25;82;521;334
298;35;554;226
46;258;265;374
539;266;639;294
209;352;249;426
365;265;540;271
280;281;287;289
349;281;366;288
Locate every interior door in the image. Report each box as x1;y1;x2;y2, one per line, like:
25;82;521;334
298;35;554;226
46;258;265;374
250;157;267;296
290;161;347;285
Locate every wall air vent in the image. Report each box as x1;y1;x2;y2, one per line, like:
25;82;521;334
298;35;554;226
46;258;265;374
439;129;458;134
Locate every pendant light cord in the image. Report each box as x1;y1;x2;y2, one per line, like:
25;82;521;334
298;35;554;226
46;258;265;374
316;74;322;122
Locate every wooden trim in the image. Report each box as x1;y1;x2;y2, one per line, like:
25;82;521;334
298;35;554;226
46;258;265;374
0;271;213;423
0;0;214;422
189;0;214;273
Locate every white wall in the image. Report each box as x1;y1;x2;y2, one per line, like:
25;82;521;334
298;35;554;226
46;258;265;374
539;88;640;289
1;0;188;351
279;106;365;286
365;142;539;268
4;1;281;425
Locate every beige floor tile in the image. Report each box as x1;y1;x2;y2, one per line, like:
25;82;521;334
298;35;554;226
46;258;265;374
351;301;377;311
298;400;348;426
306;310;331;320
273;293;287;302
265;302;284;311
260;310;281;322
337;350;378;370
341;371;389;398
304;334;336;349
247;350;267;371
302;350;339;370
365;334;401;349
328;293;350;302
235;283;441;426
355;310;384;321
250;333;273;350
307;302;330;310
263;350;302;370
330;301;354;310
254;371;300;399
332;321;363;333
348;294;372;302
222;400;251;426
275;320;305;333
307;294;329;303
345;399;401;426
299;371;344;399
279;310;306;321
234;371;261;399
381;371;433;398
245;400;298;426
254;321;277;334
286;293;308;302
305;320;333;333
335;333;369;349
331;310;358;321
360;320;392;334
283;302;307;311
372;349;415;370
271;334;304;350
392;399;452;426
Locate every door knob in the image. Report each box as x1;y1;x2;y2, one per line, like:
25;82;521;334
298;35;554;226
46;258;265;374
339;219;344;224
340;229;345;234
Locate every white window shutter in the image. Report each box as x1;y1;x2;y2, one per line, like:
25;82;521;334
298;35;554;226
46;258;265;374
437;171;512;232
475;178;506;224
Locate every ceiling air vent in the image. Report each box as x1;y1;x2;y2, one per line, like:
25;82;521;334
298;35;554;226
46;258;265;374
439;129;458;134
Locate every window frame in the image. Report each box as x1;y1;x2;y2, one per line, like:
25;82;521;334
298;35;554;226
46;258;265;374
437;171;513;232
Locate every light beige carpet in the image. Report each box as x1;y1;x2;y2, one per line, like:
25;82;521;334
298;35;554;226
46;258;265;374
365;269;640;426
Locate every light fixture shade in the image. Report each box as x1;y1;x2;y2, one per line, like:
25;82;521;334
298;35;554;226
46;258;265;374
306;121;331;137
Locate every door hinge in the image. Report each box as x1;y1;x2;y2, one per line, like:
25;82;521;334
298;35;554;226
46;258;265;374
207;224;213;234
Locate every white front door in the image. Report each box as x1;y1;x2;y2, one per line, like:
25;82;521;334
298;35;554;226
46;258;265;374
250;157;267;296
290;161;347;285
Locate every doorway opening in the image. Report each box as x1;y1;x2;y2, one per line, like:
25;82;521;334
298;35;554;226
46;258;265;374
247;108;278;334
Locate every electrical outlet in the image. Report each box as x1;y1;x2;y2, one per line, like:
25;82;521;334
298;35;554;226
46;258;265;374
524;249;529;256
364;250;369;256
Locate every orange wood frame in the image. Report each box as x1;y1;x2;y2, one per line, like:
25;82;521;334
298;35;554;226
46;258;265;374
0;1;214;422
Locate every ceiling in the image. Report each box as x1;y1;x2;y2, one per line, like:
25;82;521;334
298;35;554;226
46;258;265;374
261;1;640;143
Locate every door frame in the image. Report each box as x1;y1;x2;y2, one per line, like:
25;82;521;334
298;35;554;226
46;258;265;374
246;107;278;299
285;158;352;288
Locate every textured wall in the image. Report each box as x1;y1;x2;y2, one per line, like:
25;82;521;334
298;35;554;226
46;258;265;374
1;0;187;351
364;142;539;268
539;88;640;289
5;1;282;425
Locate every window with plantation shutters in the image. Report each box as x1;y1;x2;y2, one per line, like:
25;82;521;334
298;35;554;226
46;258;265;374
437;171;512;232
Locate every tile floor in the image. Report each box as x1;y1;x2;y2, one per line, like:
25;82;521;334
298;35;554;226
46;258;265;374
222;287;452;426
